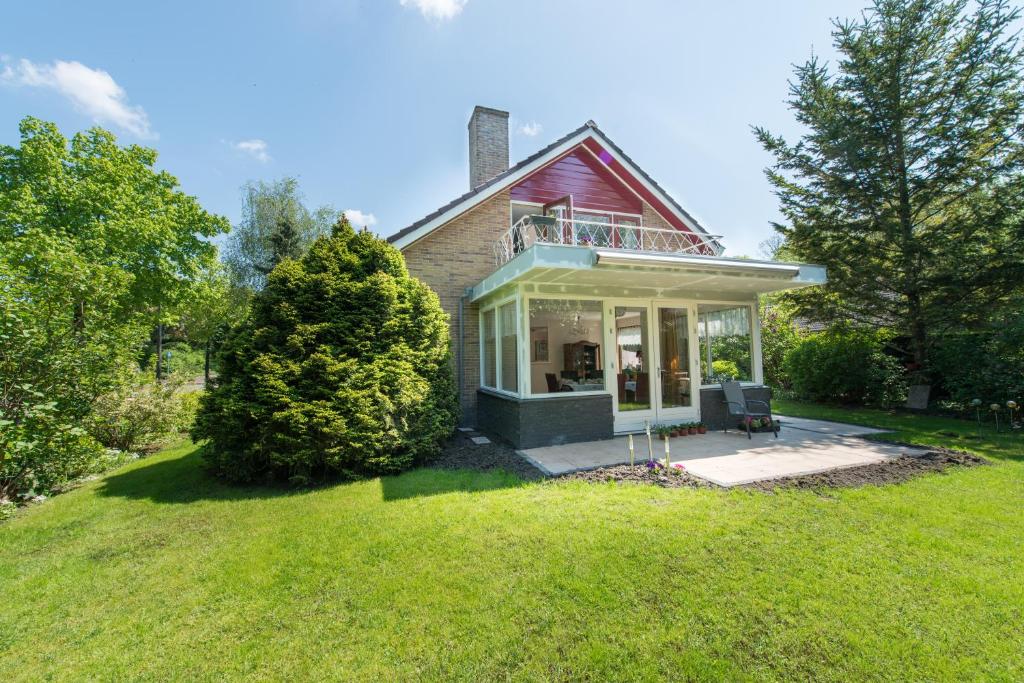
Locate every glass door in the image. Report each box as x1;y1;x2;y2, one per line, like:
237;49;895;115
608;301;699;433
656;305;699;422
607;302;654;433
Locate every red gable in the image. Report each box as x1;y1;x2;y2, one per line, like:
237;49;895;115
510;147;642;214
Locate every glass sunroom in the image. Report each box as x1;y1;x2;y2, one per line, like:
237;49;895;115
473;219;826;448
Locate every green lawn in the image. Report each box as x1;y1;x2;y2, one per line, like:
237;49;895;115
2;406;1023;681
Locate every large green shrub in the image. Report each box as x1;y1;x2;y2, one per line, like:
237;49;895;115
89;373;197;453
192;221;458;484
930;305;1024;405
784;326;907;406
759;303;801;389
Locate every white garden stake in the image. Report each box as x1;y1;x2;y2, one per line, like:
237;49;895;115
628;434;635;467
664;437;671;470
645;421;653;462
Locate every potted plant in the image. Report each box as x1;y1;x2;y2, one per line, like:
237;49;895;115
657;425;671;441
696;421;707;434
687;422;697;435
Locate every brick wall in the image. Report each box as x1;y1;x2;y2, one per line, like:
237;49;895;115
468;107;509;190
477;389;613;449
401;190;511;425
642;202;673;231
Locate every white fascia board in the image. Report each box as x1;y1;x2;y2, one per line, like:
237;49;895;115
392;129;595;250
593;250;804;276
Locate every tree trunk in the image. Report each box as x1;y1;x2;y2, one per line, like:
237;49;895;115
894;109;929;379
72;301;85;337
204;339;211;385
154;317;162;382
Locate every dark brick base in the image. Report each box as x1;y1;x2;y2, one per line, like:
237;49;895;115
699;385;773;431
476;389;613;449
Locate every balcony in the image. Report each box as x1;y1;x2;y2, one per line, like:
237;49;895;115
494;214;724;266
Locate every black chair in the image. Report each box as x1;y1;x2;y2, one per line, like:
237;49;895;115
721;381;777;439
545;373;560;393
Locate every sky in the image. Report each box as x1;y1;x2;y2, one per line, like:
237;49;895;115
1;0;869;257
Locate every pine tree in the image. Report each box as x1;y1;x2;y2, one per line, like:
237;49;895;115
756;0;1024;377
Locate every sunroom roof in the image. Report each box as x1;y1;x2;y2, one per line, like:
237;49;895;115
471;245;826;303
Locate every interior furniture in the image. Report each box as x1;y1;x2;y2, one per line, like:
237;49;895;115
563;341;601;380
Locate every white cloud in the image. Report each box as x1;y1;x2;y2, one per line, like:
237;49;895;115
233;139;271;163
518;121;543;137
400;0;467;21
344;209;378;229
1;57;154;138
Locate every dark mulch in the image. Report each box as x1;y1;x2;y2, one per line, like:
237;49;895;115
428;431;545;481
556;463;716;489
742;448;986;492
429;432;987;492
556;448;986;491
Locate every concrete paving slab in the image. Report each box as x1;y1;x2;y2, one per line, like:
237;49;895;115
775;415;886;436
470;436;491;445
519;417;931;485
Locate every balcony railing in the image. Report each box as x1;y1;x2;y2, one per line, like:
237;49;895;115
494;215;723;265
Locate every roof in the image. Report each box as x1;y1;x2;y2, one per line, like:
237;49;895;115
386;121;723;252
470;245;826;303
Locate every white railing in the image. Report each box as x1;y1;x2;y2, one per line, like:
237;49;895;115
494;215;723;265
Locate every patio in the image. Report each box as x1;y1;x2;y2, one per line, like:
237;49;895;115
517;416;932;486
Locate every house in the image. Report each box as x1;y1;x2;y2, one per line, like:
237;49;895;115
387;106;825;449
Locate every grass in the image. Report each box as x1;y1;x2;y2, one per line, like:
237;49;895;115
774;398;1022;460
2;407;1023;681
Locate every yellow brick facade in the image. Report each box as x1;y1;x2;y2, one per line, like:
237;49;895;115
401;190;511;424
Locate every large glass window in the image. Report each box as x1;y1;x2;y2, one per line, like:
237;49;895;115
528;299;604;394
499;302;518;392
615;306;650;411
482;309;496;388
698;304;753;384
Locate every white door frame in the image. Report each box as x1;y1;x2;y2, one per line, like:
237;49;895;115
604;299;656;434
652;299;701;426
605;298;700;434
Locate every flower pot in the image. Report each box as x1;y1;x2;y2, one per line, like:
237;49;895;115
670;430;680;438
677;430;687;437
697;426;707;434
688;427;697;435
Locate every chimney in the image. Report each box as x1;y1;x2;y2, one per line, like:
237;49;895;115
468;106;509;189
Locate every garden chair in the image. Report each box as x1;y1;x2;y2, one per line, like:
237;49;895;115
721;381;778;439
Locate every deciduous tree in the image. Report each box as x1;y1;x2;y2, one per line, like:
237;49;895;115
222;177;339;290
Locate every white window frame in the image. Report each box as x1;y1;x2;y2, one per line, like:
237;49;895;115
695;299;763;388
479;293;521;397
521;292;611;399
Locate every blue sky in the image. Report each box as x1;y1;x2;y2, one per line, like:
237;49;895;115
1;0;867;256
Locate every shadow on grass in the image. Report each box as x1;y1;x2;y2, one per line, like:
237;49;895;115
97;442;530;504
97;446;299;504
379;467;528;502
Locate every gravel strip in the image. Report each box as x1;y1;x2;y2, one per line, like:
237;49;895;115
428;432;545;481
